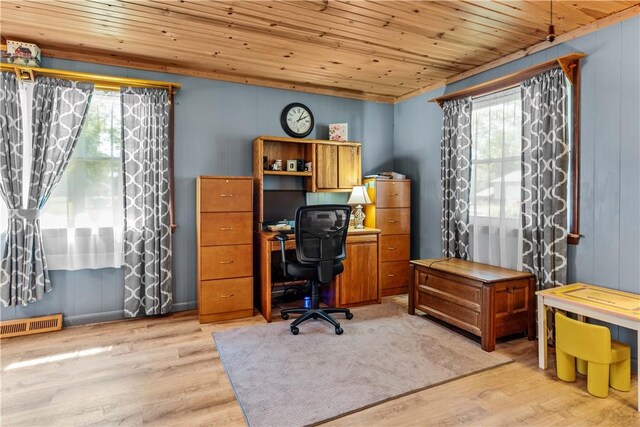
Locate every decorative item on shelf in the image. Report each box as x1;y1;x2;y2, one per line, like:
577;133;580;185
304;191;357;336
297;159;305;172
263;156;269;170
347;185;372;229
286;160;297;172
5;40;41;67
280;102;314;138
305;162;312;172
272;159;283;171
328;123;348;142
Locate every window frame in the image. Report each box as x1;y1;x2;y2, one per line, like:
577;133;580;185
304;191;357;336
432;53;583;245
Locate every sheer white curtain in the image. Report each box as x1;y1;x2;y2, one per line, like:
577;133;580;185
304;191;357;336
469;87;523;270
0;89;123;270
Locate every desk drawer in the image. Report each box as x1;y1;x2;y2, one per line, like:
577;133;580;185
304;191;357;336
200;277;252;314
415;290;481;335
375;180;410;208
381;260;409;290
201;245;252;280
200;178;252;212
376;208;410;234
201;212;252;246
380;234;409;262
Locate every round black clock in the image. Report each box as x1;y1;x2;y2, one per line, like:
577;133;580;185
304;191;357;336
280;103;314;138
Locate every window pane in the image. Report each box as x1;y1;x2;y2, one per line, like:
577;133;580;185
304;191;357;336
41;90;122;231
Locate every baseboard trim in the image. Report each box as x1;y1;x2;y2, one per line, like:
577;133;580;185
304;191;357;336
63;300;197;326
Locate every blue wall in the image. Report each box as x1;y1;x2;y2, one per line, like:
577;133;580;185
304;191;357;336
394;16;640;360
0;58;394;326
2;16;638;367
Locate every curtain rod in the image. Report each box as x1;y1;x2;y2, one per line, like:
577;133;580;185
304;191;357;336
0;63;181;93
430;52;585;108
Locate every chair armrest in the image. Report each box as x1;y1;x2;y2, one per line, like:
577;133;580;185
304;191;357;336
275;233;290;277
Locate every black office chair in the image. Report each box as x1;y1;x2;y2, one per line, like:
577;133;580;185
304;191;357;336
275;205;353;335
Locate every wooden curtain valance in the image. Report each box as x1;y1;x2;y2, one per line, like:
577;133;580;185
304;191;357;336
0;62;181;94
430;53;585;107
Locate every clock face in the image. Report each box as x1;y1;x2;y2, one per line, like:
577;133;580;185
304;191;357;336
281;103;314;138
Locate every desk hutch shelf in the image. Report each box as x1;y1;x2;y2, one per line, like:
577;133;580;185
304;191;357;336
253;135;362;228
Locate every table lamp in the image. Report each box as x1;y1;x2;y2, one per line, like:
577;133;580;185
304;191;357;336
347;185;372;229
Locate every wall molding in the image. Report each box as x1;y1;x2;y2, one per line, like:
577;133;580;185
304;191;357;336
63;300;197;327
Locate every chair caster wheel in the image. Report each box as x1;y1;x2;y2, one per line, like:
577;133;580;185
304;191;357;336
290;326;299;335
335;327;343;335
312;314;319;320
281;313;289;320
345;312;353;320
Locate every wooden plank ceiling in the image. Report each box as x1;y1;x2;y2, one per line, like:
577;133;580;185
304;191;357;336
1;1;638;102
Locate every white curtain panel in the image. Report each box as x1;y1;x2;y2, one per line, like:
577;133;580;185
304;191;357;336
39;90;124;270
469;87;523;270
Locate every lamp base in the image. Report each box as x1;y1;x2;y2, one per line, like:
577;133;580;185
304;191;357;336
353;205;365;229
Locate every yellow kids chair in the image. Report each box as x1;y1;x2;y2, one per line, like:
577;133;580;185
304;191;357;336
555;312;630;398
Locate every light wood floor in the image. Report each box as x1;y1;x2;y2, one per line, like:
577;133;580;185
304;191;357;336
1;296;638;426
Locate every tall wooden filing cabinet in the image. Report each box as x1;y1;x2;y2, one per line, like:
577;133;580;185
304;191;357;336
196;176;253;323
364;178;411;296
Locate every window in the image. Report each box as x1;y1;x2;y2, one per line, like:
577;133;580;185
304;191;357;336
469;87;523;270
0;90;124;270
433;54;582;246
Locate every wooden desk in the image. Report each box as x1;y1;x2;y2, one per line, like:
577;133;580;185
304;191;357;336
536;283;640;411
257;227;381;322
409;258;535;352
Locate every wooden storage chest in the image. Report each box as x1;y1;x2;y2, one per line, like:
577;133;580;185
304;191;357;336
409;258;535;352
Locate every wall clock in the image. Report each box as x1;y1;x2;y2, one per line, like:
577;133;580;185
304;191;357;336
280;103;314;138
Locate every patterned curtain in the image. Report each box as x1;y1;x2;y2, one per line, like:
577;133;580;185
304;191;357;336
441;97;472;259
521;68;569;290
121;87;172;317
1;76;94;306
0;72;25;306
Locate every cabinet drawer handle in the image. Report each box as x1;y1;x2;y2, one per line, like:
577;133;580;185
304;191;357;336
388;247;397;250
219;293;234;298
220;193;234;197
220;227;233;231
220;260;234;264
388;274;396;277
387;220;398;223
389;193;398;196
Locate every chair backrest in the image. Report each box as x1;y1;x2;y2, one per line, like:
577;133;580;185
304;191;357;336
294;205;350;284
555;312;612;364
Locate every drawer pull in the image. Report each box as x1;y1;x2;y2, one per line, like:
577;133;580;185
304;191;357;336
387;220;398;223
219;293;234;298
220;260;234;264
220;193;234;197
219;227;233;231
388;274;396;277
388;247;397;250
389;193;399;196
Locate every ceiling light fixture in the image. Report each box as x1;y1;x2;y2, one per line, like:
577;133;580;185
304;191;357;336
546;0;556;43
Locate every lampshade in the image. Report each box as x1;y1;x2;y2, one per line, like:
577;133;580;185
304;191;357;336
347;185;372;206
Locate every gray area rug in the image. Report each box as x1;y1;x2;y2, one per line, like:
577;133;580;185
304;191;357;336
213;303;512;427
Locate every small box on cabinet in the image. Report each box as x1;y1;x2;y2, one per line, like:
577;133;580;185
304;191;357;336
329;123;348;142
4;40;41;67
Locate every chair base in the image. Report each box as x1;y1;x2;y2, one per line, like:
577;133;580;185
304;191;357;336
281;307;353;335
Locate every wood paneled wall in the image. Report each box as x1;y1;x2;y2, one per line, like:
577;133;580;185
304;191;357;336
0;56;394;326
393;15;640;361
